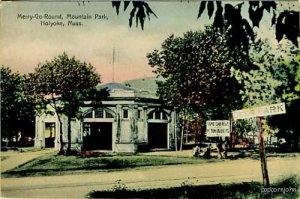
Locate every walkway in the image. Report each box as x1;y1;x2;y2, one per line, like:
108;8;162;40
1;149;55;172
1;156;300;198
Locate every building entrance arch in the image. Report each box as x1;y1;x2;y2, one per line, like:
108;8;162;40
147;109;169;149
82;108;115;150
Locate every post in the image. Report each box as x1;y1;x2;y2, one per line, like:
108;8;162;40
179;122;184;151
256;117;270;187
174;108;178;151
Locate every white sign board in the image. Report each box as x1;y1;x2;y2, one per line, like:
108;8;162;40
206;120;230;137
232;102;286;121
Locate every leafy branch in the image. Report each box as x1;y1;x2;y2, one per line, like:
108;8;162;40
111;1;299;47
112;1;157;30
197;1;299;47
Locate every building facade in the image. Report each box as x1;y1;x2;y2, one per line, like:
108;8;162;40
35;83;177;152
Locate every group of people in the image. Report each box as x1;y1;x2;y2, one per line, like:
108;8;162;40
193;143;212;159
193;140;229;159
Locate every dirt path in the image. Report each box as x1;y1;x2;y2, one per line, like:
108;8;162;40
1;149;55;172
1;156;299;198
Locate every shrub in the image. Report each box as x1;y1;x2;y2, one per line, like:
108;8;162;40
87;176;299;199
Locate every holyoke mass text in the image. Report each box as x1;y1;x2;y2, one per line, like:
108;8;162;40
17;13;108;27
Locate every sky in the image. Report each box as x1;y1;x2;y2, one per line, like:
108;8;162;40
0;1;296;83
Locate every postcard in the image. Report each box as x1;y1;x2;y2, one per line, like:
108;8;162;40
1;1;299;198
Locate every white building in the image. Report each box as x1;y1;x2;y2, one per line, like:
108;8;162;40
35;82;177;152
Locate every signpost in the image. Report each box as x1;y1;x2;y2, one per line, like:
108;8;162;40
206;120;230;137
232;102;286;187
232;102;286;121
256;117;270;187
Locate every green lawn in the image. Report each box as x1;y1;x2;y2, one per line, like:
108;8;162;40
2;154;218;178
19;147;42;153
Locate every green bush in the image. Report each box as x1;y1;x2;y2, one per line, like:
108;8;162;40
87;176;299;199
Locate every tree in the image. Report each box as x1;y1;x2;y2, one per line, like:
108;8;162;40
147;27;254;149
268;45;300;149
233;119;257;141
232;39;282;107
110;1;299;47
29;53;102;154
233;40;300;149
147;27;249;120
1;66;35;146
177;106;199;151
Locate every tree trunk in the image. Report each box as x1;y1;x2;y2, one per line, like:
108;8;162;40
179;128;184;151
174;110;178;151
180;120;189;151
197;117;202;144
174;124;178;151
58;118;64;154
179;122;184;151
66;115;72;155
52;97;64;155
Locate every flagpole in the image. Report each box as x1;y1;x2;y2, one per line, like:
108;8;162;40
112;47;115;82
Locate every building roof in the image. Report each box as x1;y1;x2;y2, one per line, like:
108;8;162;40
100;82;158;100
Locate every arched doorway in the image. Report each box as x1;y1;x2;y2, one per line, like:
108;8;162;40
147;110;169;149
82;108;115;150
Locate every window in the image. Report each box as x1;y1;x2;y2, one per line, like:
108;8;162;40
106;111;114;118
162;112;168;120
148;110;168;120
95;109;104;118
83;123;91;136
84;108;115;119
123;109;128;118
84;110;93;118
138;110;142;119
45;123;55;138
148;112;154;119
155;111;160;120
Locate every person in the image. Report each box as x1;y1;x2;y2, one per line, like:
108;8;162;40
193;145;201;157
203;144;211;159
224;140;229;158
217;141;224;159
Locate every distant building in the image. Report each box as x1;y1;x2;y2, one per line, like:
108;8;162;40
35;82;177;152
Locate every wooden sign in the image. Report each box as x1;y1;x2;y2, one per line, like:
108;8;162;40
232;102;286;120
206;120;230;137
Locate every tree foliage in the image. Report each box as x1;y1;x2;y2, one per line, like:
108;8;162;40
147;27;250;119
199;1;255;51
233;119;256;139
29;53;103;154
233;64;281;107
270;46;300;103
112;1;157;30
233;40;300;148
232;40;282;107
30;53;101;106
1;66;35;144
232;39;299;106
199;1;299;47
268;45;300;148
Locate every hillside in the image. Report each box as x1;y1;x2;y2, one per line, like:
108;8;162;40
123;77;164;94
